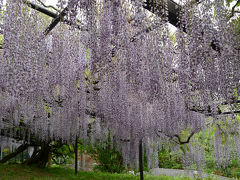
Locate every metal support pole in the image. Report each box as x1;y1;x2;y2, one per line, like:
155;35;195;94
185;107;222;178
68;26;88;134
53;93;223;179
75;136;78;176
139;139;144;180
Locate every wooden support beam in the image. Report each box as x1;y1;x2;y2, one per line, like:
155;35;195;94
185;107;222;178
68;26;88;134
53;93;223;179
139;139;144;180
142;0;220;52
44;7;68;35
206;110;240;116
189;100;240;116
75;136;78;176
143;0;183;31
23;0;58;18
23;0;220;52
23;0;69;35
22;1;85;35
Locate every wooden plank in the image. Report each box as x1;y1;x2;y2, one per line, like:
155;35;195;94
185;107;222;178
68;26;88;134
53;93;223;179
142;0;220;51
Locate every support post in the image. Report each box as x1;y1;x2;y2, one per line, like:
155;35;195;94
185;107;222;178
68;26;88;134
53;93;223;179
15;147;16;163
80;152;85;170
0;146;2;160
139;139;144;180
21;150;24;163
75;136;78;176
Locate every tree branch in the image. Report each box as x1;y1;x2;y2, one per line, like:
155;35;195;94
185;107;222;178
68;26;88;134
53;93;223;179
156;129;199;145
0;143;29;163
36;0;60;13
173;132;195;145
44;7;68;35
23;0;58;18
230;0;240;18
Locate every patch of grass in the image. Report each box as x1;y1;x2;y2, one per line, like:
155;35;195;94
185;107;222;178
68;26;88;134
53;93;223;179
0;164;217;180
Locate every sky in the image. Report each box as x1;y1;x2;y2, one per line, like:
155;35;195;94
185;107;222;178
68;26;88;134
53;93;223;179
46;0;58;6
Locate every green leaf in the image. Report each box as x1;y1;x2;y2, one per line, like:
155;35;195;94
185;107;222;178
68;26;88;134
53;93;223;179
209;126;216;137
0;35;3;45
180;145;185;154
185;144;190;152
237;0;240;6
225;0;234;7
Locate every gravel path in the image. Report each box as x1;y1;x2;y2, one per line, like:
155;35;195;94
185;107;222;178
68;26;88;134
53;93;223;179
150;168;233;179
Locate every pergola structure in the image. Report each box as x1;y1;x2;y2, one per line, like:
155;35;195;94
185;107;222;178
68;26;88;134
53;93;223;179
21;0;221;50
19;0;239;112
0;0;233;52
0;1;240;179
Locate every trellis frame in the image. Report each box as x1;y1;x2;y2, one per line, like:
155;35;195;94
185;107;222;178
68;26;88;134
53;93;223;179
0;1;239;179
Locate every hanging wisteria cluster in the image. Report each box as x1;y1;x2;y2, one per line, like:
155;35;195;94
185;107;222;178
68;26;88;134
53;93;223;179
0;0;240;169
0;0;88;143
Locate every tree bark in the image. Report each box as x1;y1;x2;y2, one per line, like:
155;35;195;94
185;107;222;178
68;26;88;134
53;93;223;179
0;144;28;163
47;152;52;167
24;143;50;168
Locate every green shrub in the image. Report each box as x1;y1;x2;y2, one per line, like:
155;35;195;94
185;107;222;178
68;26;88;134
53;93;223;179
158;145;183;169
214;158;240;178
86;135;125;173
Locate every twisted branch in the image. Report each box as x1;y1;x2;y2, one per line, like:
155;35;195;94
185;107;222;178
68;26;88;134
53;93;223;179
156;128;201;145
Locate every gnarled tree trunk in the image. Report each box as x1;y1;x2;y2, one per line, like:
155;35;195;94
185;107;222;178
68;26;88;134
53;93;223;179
0;144;28;164
24;143;51;168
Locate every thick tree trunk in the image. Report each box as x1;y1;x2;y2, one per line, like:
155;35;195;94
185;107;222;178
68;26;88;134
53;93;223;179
0;144;28;163
47;152;52;167
23;146;39;165
24;143;50;168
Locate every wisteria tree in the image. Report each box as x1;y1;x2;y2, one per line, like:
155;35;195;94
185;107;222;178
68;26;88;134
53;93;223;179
0;0;240;176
